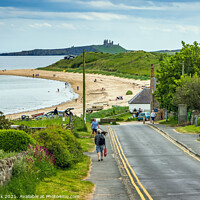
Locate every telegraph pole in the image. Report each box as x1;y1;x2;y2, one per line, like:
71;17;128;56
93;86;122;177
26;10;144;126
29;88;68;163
83;50;86;126
150;64;154;113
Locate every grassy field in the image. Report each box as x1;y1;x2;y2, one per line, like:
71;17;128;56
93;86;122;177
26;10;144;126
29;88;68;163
86;106;129;122
38;51;162;80
12;117;69;127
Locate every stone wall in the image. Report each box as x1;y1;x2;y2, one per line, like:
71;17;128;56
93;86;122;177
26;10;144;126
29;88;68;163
0;152;25;185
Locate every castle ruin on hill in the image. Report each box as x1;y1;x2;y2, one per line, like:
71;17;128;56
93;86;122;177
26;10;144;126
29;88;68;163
103;39;113;46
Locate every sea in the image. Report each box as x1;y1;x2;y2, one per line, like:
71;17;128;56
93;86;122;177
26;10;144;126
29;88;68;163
0;56;78;115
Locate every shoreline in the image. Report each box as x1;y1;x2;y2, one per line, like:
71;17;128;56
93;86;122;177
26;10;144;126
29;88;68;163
0;69;150;120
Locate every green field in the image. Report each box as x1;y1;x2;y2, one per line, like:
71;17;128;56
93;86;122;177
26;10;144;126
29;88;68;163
38;51;162;80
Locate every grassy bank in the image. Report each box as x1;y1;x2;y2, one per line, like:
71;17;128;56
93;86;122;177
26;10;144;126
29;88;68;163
176;125;200;134
34;121;94;200
38;51;162;80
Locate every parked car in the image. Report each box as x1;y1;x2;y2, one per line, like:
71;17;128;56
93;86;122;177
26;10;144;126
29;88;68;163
35;111;63;119
138;112;150;121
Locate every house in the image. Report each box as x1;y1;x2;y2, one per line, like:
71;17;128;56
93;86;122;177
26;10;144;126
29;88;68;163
128;88;151;113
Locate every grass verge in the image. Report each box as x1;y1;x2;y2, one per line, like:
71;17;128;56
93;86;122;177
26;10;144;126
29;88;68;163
176;125;200;134
33;122;95;200
34;155;94;200
157;119;178;127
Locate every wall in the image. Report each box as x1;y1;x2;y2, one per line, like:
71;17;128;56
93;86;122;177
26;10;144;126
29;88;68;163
0;153;24;185
129;104;150;113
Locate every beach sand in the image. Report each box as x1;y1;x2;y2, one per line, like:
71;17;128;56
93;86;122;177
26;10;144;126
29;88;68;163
0;69;150;119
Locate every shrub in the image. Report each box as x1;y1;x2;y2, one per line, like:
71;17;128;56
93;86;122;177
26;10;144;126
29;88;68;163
26;144;56;179
0;149;18;159
0;111;11;129
0;129;35;152
126;90;133;95
32;126;83;168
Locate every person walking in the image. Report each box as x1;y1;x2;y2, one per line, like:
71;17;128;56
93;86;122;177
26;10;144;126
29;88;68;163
151;110;156;124
95;129;105;161
54;107;58;115
91;118;100;136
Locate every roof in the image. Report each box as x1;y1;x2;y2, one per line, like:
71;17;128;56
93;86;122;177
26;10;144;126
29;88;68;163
128;88;151;104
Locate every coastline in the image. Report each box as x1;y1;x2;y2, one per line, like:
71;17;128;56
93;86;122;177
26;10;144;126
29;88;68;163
0;69;150;120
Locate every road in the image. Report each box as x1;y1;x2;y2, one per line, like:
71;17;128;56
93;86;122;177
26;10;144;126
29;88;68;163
110;123;200;200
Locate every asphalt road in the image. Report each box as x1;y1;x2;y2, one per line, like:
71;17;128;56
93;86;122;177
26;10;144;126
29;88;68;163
112;123;200;200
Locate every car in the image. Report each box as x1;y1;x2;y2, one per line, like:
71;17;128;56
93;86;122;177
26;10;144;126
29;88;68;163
138;112;150;121
35;110;64;119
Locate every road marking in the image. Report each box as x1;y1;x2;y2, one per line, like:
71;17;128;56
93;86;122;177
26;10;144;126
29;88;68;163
108;126;153;200
149;125;200;163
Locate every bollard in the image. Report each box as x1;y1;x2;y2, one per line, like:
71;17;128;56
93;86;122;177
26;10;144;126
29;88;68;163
143;116;145;124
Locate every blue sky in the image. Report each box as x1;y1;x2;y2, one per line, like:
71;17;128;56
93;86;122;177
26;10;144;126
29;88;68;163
0;0;200;52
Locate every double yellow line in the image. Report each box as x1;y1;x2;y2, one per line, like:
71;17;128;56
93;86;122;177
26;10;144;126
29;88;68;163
108;126;153;200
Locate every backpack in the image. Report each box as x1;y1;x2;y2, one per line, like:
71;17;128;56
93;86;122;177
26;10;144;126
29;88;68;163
99;134;105;145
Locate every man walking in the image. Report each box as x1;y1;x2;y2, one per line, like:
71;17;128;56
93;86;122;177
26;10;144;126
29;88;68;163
91;118;100;136
151;110;156;124
95;129;105;161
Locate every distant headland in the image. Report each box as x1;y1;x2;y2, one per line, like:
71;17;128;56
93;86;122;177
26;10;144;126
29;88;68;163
0;40;127;56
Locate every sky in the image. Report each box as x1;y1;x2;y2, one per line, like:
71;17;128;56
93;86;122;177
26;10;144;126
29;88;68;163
0;0;200;53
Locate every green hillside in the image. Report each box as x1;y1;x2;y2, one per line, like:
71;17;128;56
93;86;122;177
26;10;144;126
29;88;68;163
0;44;126;56
39;51;161;80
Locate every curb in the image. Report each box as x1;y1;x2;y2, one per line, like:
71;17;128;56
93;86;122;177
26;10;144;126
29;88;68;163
147;123;200;159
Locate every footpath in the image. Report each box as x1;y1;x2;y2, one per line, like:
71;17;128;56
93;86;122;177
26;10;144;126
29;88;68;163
86;131;130;200
149;123;200;156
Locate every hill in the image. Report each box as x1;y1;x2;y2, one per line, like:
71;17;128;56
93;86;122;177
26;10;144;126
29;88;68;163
153;49;180;55
39;51;162;80
0;44;126;56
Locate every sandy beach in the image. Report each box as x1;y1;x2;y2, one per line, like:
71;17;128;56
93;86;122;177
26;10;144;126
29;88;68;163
0;69;150;119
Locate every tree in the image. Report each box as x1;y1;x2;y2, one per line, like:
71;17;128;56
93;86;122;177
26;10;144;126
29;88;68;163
173;75;200;111
155;41;200;111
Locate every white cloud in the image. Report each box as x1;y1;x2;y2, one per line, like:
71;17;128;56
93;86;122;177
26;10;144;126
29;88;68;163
56;23;76;30
0;22;4;25
29;22;52;28
0;7;127;21
75;0;200;12
176;25;200;35
140;26;172;32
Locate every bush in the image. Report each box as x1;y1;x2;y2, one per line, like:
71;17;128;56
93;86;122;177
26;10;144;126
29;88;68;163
0;129;35;152
0;111;11;129
26;144;56;179
0;149;18;159
126;90;133;95
32;126;83;168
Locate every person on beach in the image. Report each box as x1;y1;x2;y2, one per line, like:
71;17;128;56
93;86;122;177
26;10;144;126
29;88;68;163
151;110;156;124
54;107;58;115
91;118;100;136
95;129;105;161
